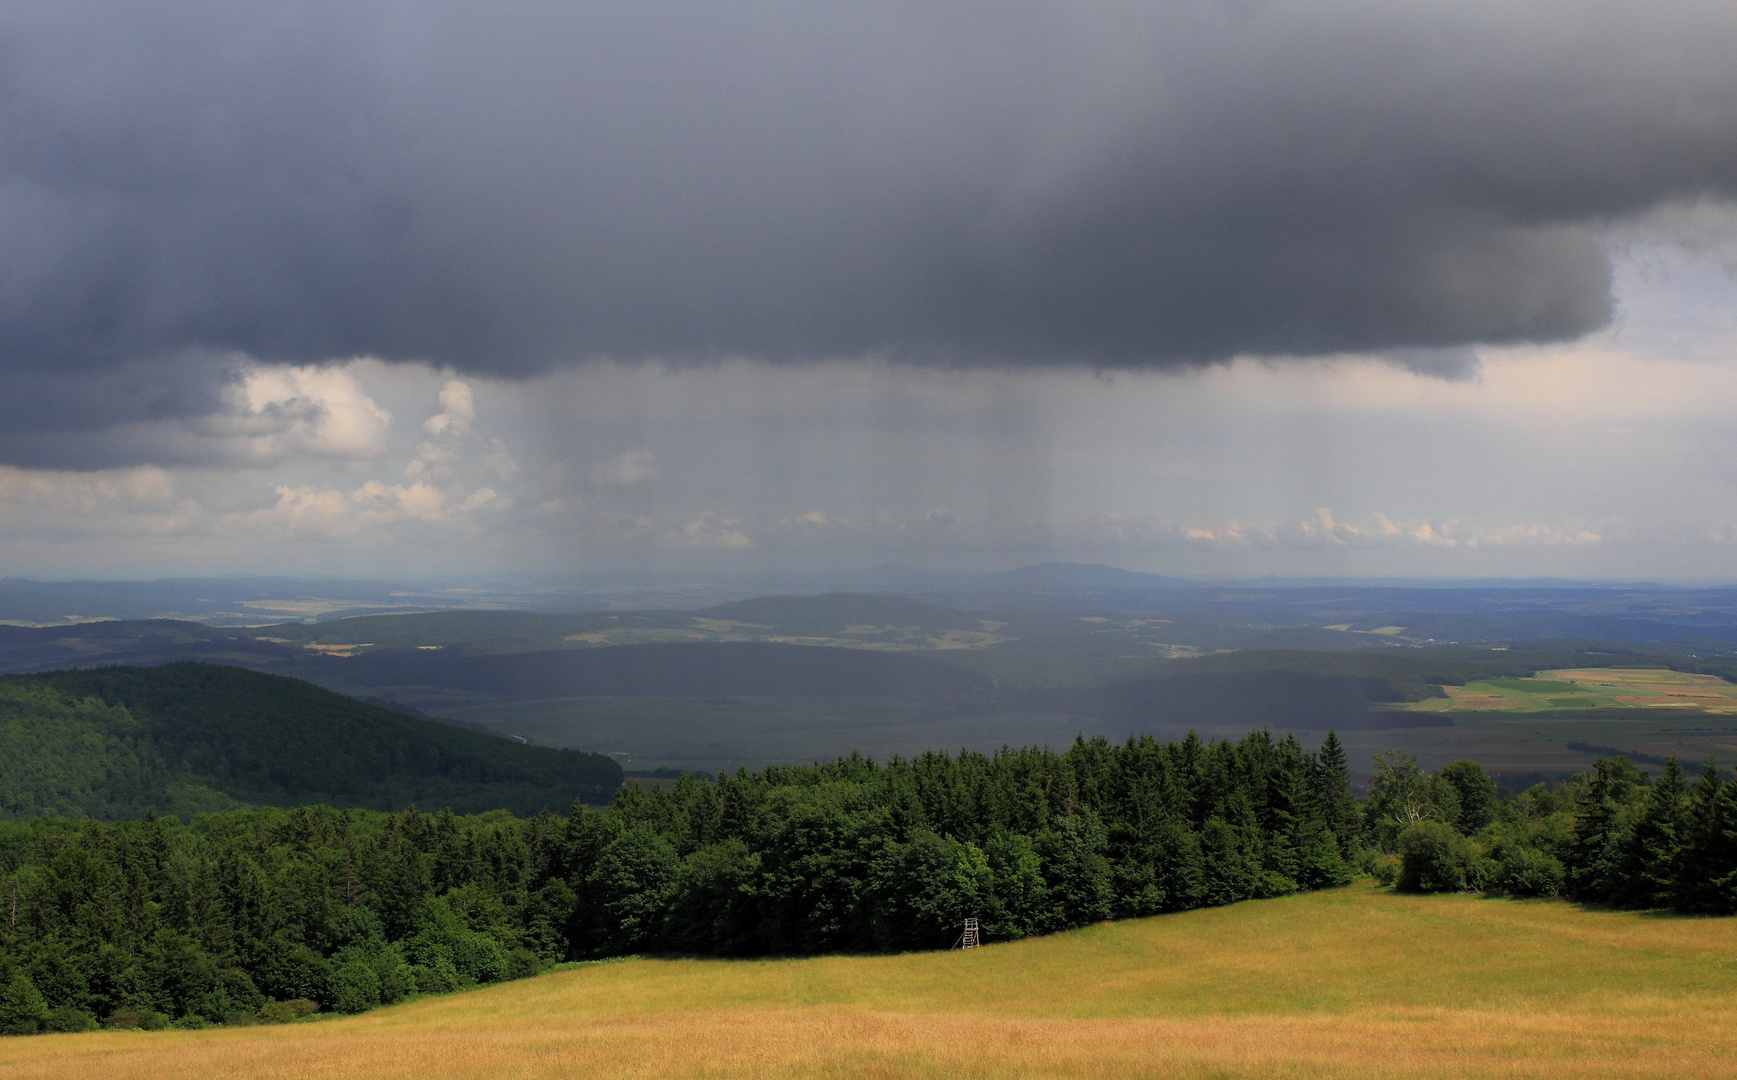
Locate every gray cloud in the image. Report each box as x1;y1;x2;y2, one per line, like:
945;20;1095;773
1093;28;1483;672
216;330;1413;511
1;0;1736;401
0;354;237;468
1375;347;1483;382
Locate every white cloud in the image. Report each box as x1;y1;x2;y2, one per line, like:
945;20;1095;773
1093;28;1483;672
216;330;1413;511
771;510;833;529
243;478;501;541
1168;510;1603;552
423;380;475;438
0;465;200;538
459;487;501;513
589;448;660;490
248;485;356;539
408;379;480;477
0;465;174;508
216;364;392;461
670;512;751;550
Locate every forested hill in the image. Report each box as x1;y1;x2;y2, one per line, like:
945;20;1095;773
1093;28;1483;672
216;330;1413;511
0;663;622;819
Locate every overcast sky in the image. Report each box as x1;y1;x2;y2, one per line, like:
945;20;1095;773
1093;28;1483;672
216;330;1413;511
3;1;1737;581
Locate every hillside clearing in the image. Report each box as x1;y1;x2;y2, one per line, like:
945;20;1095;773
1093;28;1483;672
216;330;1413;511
4;882;1733;1079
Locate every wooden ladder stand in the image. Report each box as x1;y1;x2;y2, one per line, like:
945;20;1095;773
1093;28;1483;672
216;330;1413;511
961;917;980;949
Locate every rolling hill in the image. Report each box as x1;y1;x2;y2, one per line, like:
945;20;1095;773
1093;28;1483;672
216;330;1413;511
0;663;622;818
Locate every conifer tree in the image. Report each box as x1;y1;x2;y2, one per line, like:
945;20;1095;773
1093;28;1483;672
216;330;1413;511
1677;759;1737;914
1312;731;1357;849
0;973;49;1036
1567;756;1647;901
1617;756;1687;909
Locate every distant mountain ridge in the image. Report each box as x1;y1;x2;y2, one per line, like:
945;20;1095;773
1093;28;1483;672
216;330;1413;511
830;561;1200;592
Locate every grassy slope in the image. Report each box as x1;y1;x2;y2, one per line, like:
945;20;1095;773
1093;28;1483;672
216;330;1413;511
6;883;1734;1079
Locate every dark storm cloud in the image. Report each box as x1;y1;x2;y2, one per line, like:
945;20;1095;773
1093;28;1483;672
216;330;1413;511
3;0;1737;384
0;354;238;469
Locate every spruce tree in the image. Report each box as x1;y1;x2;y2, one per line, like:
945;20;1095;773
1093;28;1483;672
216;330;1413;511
1616;757;1687;908
1675;759;1737;914
1709;780;1737;915
1567;756;1646;901
1313;732;1357;850
0;973;49;1036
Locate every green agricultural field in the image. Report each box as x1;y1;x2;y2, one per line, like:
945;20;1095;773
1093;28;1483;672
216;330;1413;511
6;883;1733;1079
1410;667;1737;714
1375;667;1737;774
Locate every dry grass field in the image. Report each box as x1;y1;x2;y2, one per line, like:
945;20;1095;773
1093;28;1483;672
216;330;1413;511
5;882;1735;1080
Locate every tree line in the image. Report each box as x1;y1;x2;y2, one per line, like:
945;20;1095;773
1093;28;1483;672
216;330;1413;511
1;729;1732;1036
1366;748;1737;910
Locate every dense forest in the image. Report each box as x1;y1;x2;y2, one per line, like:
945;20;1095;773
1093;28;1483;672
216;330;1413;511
0;664;621;819
2;728;1733;1036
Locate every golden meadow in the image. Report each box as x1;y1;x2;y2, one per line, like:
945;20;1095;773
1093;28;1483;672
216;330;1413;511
5;882;1734;1080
